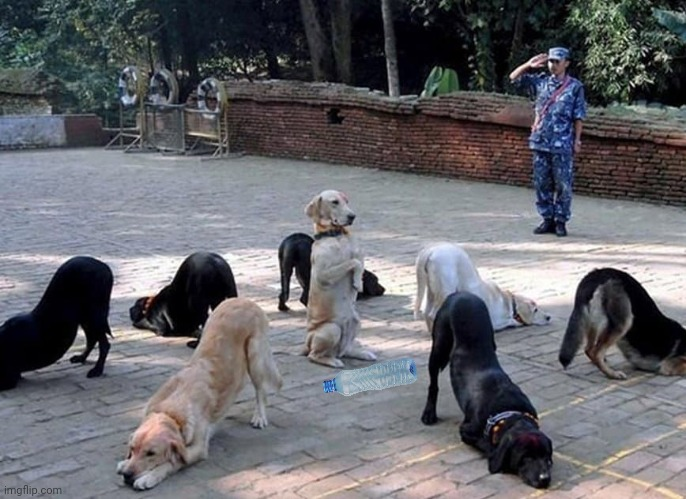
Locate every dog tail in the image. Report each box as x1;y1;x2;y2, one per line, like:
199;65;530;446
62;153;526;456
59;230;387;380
558;307;584;369
247;315;283;393
414;247;430;320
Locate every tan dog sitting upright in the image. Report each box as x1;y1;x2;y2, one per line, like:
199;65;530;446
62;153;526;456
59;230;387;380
116;298;282;490
302;190;376;368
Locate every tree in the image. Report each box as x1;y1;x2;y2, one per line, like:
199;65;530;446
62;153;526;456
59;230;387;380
381;0;400;96
567;0;681;104
329;0;352;83
299;0;335;81
409;0;565;92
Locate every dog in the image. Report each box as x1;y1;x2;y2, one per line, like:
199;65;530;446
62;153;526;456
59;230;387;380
421;291;553;489
277;232;385;311
129;252;237;347
117;297;282;490
559;267;686;379
0;256;113;391
414;242;551;333
301;190;376;368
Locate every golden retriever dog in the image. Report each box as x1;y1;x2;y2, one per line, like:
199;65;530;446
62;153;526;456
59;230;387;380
415;242;551;333
301;190;376;368
116;298;282;490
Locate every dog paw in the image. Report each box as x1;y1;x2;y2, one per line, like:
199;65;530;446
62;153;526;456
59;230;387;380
421;408;438;425
323;357;345;368
133;472;162;491
609;370;628;380
250;413;269;429
308;355;344;368
116;460;128;474
69;354;86;364
350;350;376;362
86;366;104;378
363;350;377;361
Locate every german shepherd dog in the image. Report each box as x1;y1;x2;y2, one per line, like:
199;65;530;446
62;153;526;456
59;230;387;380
0;256;113;390
559;267;686;379
421;291;553;489
129;252;237;348
277;232;385;312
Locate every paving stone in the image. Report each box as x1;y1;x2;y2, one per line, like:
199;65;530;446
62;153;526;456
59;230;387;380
1;149;686;498
17;458;83;482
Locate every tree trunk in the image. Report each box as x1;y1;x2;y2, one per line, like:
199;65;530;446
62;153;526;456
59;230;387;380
508;0;526;81
176;5;199;83
156;25;172;75
329;0;352;84
381;0;400;96
254;1;282;79
299;0;334;81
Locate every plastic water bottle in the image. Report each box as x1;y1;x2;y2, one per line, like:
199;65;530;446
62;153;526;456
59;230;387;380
323;358;417;396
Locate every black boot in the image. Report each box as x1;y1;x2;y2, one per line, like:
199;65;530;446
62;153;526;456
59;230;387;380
533;219;555;235
555;221;567;237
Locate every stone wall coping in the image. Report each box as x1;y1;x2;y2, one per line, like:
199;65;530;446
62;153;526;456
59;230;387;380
223;79;686;147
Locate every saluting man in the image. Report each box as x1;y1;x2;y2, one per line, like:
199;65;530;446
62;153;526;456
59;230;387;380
510;47;587;237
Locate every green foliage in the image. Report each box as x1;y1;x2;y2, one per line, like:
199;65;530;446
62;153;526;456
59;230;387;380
0;0;684;113
567;0;680;104
421;65;459;96
411;0;567;92
653;8;686;42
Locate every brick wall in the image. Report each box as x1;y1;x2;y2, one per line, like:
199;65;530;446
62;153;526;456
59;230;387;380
224;80;686;206
64;115;107;147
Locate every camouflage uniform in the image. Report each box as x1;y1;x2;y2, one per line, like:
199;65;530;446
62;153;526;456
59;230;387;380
515;73;586;223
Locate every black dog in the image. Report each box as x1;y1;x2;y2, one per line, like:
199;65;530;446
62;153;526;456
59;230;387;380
559;267;686;379
129;252;237;348
0;256;113;391
421;291;553;489
277;232;385;311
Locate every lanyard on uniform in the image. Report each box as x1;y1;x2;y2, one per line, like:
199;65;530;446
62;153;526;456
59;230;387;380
531;75;570;132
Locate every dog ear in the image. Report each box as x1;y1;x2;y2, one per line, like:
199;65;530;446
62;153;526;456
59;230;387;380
488;433;513;474
541;433;554;461
514;295;533;324
305;195;322;222
168;438;188;467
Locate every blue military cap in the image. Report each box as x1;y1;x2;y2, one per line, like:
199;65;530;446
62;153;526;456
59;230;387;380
548;47;570;60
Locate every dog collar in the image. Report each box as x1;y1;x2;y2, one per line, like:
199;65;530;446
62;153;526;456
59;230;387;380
314;228;345;240
509;293;526;325
484;411;539;445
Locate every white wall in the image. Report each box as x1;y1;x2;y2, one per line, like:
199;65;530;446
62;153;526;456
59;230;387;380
0;115;67;148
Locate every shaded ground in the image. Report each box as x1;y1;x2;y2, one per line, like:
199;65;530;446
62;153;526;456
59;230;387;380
0;149;685;498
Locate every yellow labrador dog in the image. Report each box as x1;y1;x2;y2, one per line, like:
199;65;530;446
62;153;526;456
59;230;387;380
302;190;376;368
415;242;551;333
116;298;282;490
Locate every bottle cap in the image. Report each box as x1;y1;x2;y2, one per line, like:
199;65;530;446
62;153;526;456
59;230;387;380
323;379;336;393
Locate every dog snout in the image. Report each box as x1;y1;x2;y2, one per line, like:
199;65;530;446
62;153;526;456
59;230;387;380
121;470;135;486
347;213;356;225
129;304;144;323
536;471;551;489
544;314;551;322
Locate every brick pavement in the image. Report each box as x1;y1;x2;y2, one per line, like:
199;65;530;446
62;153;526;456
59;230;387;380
0;149;685;499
